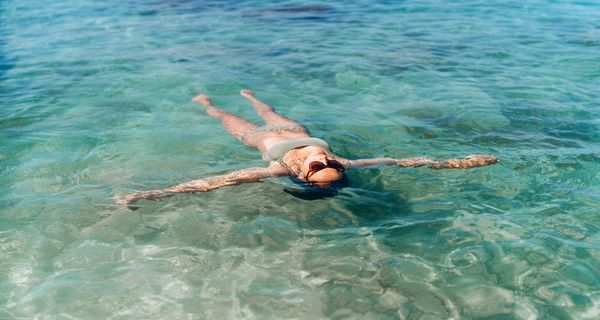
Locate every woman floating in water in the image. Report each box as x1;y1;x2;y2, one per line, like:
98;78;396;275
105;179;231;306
116;90;498;204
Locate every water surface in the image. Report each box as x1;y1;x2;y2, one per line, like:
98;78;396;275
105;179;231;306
2;0;600;319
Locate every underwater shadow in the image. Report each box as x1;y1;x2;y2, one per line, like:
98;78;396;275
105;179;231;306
242;4;339;22
283;169;417;228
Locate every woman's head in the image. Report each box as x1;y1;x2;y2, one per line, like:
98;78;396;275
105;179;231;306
300;149;345;184
284;173;349;200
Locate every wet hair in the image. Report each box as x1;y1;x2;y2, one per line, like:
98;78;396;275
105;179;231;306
283;174;349;200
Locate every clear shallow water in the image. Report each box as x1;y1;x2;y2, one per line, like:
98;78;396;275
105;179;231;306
1;0;600;318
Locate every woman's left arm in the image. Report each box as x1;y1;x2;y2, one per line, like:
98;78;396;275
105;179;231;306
339;155;499;169
115;164;288;205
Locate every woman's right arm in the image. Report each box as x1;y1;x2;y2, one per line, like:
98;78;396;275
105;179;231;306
342;155;499;169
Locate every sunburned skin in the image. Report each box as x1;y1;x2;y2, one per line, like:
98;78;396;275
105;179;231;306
115;89;499;205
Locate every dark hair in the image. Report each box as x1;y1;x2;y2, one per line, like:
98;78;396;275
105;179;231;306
283;174;349;200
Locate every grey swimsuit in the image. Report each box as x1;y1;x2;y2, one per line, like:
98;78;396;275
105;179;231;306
240;124;330;162
262;138;330;162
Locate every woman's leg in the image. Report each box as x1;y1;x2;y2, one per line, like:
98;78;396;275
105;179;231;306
192;94;259;142
240;89;307;129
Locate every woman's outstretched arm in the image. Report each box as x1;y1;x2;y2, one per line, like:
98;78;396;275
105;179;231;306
115;164;288;205
341;155;499;169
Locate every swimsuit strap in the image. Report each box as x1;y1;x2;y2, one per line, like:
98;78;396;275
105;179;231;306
263;138;330;162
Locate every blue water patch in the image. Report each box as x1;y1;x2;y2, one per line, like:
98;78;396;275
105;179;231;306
1;0;600;318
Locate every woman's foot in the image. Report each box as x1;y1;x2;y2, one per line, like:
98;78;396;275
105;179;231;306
192;94;221;117
192;94;213;107
241;89;275;114
240;89;256;100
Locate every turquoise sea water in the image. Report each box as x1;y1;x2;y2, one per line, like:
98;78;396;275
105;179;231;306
2;0;600;318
